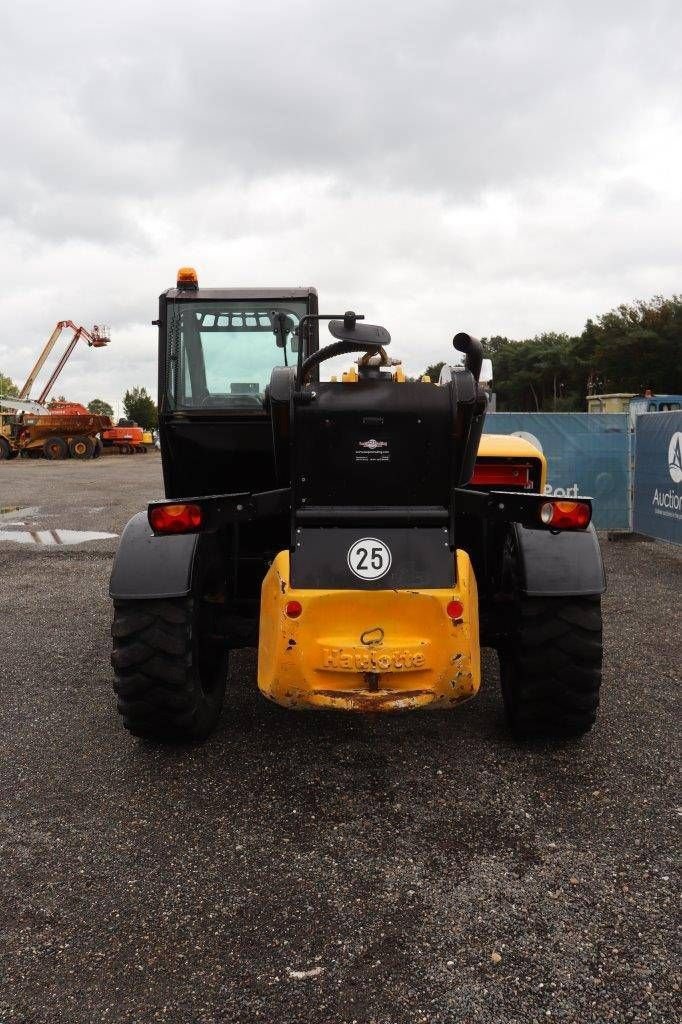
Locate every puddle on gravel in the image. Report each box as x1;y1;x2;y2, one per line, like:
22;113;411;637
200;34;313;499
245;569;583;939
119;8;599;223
0;529;117;546
0;506;40;520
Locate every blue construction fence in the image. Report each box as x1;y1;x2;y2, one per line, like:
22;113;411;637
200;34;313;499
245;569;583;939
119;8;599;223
484;413;631;530
632;411;682;544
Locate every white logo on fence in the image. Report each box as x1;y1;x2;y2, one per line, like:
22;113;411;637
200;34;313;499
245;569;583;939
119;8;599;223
544;483;579;498
669;431;682;484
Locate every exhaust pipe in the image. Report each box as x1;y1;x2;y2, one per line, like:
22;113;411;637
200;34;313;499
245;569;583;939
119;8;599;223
453;332;484;382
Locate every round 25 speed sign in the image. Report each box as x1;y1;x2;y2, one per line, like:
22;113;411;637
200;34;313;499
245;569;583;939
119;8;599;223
347;537;392;581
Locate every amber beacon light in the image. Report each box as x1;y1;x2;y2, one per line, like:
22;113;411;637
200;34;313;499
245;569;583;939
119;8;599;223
176;266;198;289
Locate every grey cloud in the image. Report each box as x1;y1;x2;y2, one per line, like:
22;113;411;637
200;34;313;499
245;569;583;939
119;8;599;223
0;0;680;409
4;1;681;215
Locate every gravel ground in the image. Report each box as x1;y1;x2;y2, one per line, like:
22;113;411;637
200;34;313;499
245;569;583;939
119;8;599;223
0;455;679;1024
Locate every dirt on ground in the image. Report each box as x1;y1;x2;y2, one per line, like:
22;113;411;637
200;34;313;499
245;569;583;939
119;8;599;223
0;455;679;1023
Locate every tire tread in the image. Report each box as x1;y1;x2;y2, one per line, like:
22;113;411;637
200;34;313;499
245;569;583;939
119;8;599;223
111;597;226;741
499;596;603;738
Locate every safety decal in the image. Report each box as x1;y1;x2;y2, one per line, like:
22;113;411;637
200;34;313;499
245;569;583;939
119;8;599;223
355;438;390;463
347;537;392;580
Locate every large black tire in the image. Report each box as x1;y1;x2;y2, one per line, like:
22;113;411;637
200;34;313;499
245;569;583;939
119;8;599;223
69;435;95;460
498;595;603;738
111;597;228;741
0;437;17;460
43;436;69;460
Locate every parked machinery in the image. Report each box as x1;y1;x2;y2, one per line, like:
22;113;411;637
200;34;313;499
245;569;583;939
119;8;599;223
101;420;148;454
109;268;605;743
9;402;110;459
0;322;111;460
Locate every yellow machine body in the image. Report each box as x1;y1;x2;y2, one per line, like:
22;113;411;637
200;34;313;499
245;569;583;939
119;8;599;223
477;433;548;491
258;549;480;713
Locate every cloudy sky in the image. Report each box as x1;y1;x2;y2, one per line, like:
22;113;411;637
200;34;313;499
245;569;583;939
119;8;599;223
0;0;680;413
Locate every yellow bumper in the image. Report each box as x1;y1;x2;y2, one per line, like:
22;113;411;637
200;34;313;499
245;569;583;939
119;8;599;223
257;550;480;712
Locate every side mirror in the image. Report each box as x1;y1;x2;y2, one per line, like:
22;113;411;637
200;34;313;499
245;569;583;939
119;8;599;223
269;312;296;349
328;314;391;348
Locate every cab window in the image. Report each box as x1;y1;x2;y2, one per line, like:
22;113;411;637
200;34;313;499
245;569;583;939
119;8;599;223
167;301;306;409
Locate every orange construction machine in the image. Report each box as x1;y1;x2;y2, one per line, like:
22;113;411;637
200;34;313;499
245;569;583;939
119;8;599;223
0;322;112;460
101;421;149;454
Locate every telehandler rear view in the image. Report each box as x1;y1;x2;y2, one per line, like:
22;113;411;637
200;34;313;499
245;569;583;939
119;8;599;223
109;268;605;740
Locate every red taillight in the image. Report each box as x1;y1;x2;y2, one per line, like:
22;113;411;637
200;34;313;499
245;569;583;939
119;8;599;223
539;500;591;529
446;600;464;620
285;600;302;618
471;461;532;488
148;503;203;534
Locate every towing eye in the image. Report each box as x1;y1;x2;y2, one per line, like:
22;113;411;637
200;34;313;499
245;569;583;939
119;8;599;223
360;627;384;646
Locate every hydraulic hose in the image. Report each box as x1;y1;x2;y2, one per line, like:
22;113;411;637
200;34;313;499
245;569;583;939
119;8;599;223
300;340;379;383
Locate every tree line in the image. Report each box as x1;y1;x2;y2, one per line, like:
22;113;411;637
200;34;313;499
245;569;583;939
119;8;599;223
424;294;682;411
87;388;158;428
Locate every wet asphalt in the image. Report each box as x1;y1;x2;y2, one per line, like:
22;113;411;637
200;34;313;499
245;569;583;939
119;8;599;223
0;455;679;1024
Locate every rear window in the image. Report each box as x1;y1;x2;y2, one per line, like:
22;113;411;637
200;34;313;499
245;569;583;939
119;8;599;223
166;300;306;409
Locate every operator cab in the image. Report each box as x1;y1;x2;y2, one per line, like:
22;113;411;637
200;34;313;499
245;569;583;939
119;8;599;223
158;268;318;498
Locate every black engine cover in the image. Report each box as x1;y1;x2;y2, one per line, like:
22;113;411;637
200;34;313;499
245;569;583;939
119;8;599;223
292;379;480;509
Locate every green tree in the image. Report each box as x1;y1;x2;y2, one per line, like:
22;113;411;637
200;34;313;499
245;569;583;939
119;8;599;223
123;387;158;429
483;335;512;355
423;361;445;382
88;398;114;418
490;332;601;411
0;372;19;398
426;295;682;410
575;296;682;396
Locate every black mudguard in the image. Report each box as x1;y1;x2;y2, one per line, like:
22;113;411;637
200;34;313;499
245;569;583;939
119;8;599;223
109;512;216;600
513;522;606;597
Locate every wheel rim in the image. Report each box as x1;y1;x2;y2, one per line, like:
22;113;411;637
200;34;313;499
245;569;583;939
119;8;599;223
74;442;87;456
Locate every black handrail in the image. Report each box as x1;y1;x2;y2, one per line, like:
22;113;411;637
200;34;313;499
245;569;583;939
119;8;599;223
295;312;365;387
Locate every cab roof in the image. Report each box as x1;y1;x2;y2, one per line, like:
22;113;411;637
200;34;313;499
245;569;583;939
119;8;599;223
163;287;317;301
